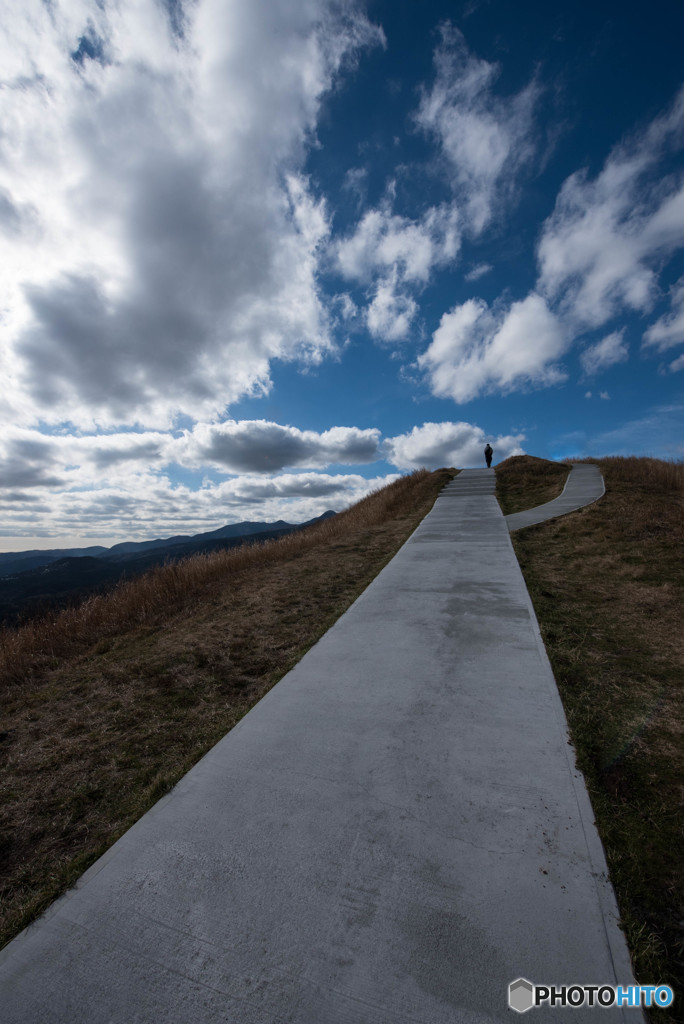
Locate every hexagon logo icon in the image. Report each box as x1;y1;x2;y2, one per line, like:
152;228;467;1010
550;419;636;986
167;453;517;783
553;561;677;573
509;978;535;1013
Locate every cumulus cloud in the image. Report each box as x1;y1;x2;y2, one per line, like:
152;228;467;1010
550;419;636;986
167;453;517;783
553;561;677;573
580;329;629;376
537;88;684;330
0;428;170;493
0;419;391;543
417;292;567;403
336;204;459;284
0;0;383;430
384;421;525;469
0;414;529;544
174;420;382;473
335;201;459;342
415;23;540;236
0;420;383;497
365;272;419;342
0;446;66;491
333;23;540;349
643;276;684;351
0;454;400;544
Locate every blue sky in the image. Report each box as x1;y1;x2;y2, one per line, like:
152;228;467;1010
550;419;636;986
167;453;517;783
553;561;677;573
1;0;683;549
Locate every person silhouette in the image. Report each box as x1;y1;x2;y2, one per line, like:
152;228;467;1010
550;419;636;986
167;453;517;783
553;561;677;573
484;443;493;468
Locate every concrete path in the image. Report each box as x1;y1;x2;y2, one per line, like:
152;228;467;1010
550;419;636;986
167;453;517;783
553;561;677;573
0;469;637;1023
505;464;605;532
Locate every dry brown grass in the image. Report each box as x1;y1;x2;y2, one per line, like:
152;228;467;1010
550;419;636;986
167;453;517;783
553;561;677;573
0;468;453;950
495;453;569;514
597;455;684;493
1;469;442;688
500;456;683;1019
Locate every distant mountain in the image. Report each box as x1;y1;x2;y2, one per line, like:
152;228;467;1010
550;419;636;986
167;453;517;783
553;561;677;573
0;511;336;626
0;546;109;576
0;514;335;576
101;519;300;562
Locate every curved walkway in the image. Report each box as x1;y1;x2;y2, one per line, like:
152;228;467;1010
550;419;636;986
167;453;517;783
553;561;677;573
0;469;636;1023
505;463;605;531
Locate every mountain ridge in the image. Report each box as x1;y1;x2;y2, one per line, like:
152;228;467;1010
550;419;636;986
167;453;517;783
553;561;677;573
0;514;336;577
0;511;336;625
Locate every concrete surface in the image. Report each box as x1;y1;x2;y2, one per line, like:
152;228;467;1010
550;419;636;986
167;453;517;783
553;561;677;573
0;468;639;1023
505;463;605;532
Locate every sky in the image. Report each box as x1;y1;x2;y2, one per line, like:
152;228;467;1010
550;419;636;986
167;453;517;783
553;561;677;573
1;0;683;550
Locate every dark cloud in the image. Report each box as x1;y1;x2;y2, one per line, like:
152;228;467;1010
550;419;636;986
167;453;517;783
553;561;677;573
0;463;64;489
9;438;55;461
0;436;64;490
18;150;320;423
161;0;189;39
182;421;382;473
75;494;140;516
0;189;22;236
92;442;163;469
0;491;46;504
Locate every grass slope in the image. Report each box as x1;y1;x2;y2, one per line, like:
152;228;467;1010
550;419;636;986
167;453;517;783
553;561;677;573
0;468;452;951
499;455;683;1021
495;453;569;514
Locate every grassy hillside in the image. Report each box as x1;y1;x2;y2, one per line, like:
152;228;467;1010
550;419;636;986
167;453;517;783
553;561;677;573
0;468;452;951
495;453;569;514
2;455;681;1017
499;455;683;1020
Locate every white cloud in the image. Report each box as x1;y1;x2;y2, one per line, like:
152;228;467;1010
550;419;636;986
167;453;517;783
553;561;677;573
0;441;400;544
465;263;493;282
580;329;629;376
0;420;384;496
365;272;419;342
643;276;684;351
336;204;459;284
415;23;540;236
334;293;359;323
418;292;567;403
0;0;383;430
537;88;684;330
0;414;530;544
342;166;369;209
600;391;610;400
334;23;539;350
335;200;460;344
384;421;525;469
585;391;592;399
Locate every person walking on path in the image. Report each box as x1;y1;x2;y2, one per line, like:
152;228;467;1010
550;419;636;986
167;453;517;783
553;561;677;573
484;443;493;468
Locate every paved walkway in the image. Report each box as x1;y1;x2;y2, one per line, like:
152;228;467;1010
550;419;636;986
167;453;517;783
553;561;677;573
0;468;638;1023
505;463;605;532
